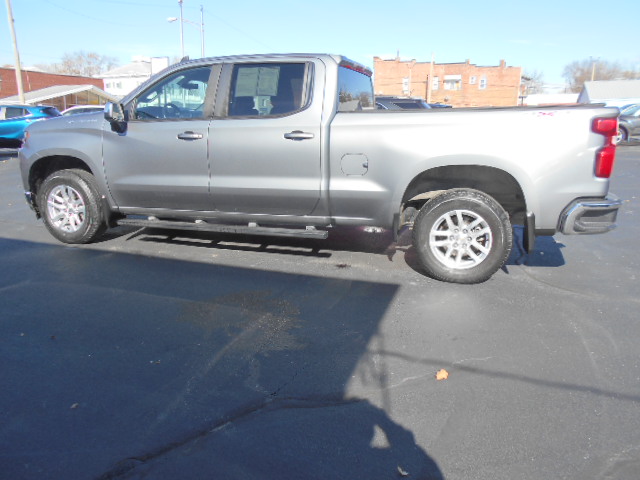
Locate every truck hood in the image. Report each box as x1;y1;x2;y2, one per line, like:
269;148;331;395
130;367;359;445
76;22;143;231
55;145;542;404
26;111;104;135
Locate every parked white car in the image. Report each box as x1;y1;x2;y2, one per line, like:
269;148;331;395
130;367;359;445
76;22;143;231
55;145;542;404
61;105;105;116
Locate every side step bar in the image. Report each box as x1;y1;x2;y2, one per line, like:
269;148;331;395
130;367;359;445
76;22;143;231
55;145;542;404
117;218;329;240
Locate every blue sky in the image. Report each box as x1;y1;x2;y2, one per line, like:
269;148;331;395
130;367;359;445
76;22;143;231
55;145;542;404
2;0;639;85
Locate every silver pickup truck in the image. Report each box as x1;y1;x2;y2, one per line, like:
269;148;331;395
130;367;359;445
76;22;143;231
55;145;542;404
19;53;621;283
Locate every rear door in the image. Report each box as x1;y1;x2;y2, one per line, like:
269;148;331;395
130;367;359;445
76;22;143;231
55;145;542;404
208;60;324;216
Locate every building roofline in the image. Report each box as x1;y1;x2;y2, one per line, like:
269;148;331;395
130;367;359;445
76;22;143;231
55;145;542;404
1;84;118;105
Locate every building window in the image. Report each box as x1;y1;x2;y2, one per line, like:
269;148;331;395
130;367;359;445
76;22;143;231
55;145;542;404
402;77;410;95
444;75;462;91
432;77;439;90
444;79;461;90
469;76;477;85
479;76;487;89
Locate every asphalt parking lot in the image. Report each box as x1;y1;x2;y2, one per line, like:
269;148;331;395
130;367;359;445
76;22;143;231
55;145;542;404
1;144;639;480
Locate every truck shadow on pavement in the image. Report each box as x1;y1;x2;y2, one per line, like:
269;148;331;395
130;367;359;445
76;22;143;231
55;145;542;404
131;223;566;278
0;238;444;480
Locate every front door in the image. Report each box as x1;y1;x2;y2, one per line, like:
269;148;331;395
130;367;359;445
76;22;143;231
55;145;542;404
102;65;214;212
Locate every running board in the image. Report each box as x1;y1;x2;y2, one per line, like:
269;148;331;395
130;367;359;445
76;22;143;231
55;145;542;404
117;218;329;239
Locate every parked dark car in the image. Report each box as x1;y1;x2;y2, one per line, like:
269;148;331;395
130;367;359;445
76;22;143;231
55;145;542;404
0;105;61;147
617;104;640;143
427;102;453;108
376;96;431;110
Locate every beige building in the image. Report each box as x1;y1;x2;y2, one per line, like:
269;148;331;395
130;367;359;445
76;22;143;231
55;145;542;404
374;56;522;107
100;56;170;98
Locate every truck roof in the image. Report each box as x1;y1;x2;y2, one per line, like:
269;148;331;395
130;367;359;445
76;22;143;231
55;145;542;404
175;53;371;75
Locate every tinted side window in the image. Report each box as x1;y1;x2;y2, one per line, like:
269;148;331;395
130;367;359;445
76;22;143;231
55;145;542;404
133;66;211;120
228;63;308;117
337;66;374;112
5;107;27;118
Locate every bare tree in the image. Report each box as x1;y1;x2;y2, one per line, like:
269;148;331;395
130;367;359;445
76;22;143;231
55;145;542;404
522;70;545;95
563;58;640;93
48;51;118;77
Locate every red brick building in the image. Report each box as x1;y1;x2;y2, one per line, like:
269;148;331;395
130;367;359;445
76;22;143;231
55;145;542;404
0;68;103;100
374;57;522;107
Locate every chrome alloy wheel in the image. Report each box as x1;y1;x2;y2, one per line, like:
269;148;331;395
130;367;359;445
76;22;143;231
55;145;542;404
429;209;493;270
46;184;86;233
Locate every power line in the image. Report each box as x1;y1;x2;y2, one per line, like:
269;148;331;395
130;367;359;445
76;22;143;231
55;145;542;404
203;10;274;51
90;0;167;6
42;0;139;27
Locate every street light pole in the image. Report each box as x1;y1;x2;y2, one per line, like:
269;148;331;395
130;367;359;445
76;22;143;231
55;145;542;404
178;0;185;58
5;0;25;103
200;5;204;58
168;1;205;58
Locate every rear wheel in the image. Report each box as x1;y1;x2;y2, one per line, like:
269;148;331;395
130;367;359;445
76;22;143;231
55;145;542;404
412;189;512;284
39;169;107;244
616;127;628;144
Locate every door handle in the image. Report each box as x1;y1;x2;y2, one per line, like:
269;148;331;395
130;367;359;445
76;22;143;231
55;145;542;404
177;131;204;140
284;130;314;141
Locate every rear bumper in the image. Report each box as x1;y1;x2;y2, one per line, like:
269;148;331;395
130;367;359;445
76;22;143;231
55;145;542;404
558;195;622;235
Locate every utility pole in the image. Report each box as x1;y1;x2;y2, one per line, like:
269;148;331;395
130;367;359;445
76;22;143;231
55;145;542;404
427;53;435;103
5;0;25;103
590;56;598;82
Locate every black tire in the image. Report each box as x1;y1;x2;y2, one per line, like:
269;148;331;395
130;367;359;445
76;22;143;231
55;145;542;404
412;189;512;284
39;169;107;244
617;127;628;144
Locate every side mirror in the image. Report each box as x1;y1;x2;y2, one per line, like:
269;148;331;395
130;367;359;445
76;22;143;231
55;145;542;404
104;102;127;133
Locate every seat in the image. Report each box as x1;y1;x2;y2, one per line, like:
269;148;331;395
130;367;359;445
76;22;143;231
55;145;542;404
270;97;296;115
230;97;258;116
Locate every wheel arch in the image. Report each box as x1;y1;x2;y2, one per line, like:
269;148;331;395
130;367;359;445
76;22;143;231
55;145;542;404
399;164;528;228
28;155;94;199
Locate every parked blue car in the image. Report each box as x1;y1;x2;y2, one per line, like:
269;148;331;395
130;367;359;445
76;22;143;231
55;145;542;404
0;105;61;147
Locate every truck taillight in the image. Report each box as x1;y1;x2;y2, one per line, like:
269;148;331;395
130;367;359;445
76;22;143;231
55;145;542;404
592;117;618;178
595;145;616;178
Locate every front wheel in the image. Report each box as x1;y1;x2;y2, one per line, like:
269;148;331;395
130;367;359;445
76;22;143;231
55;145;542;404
412;189;512;284
39;169;107;244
